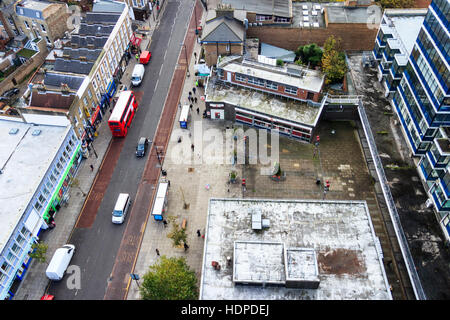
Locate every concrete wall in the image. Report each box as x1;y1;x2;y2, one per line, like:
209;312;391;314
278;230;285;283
246;23;378;52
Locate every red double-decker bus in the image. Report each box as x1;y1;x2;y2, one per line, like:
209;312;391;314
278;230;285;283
108;91;138;137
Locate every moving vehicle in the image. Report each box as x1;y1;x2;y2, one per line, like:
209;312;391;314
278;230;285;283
45;244;75;281
108;91;138;137
112;193;131;224
131;64;145;86
136;137;149;157
139;51;151;64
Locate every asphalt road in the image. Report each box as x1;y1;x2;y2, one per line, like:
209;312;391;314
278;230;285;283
48;0;194;299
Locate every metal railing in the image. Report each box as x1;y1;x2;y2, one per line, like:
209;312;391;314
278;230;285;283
358;102;427;300
326;94;362;105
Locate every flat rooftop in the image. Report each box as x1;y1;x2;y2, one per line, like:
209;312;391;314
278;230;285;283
200;199;392;300
205;80;322;127
18;0;52;11
221;0;292;18
219;57;325;93
382;10;426;54
325;6;371;24
0;119;70;253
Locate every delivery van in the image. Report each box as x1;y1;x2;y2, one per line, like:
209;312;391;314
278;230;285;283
45;244;75;281
131;64;145;86
112;193;131;224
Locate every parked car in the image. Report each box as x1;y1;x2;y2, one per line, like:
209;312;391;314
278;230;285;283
2;88;19;97
136;137;149;157
45;244;75;281
131;64;145;86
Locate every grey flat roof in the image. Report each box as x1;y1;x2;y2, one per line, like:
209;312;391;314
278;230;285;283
325;6;370;24
222;0;292;18
0;119;70;253
54;58;94;75
78;23;115;37
69;35;109;49
62;47;102;62
84;12;121;24
205;81;322;127
92;0;126;13
44;72;85;90
200;199;392;300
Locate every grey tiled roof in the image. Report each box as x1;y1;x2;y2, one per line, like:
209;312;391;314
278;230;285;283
43;72;85;90
202;17;244;43
84;12;121;24
62;47;102;62
54;58;94;75
78;23;115;37
69;35;108;49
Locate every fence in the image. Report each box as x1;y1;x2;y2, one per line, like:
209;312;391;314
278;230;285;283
358;102;427;300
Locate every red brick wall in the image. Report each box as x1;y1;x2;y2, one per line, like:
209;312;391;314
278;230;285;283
246;24;379;52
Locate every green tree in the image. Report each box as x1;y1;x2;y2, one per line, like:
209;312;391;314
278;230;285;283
379;0;415;9
295;43;323;68
29;242;48;263
276;59;284;66
140;256;198;300
167;216;187;247
321;36;347;84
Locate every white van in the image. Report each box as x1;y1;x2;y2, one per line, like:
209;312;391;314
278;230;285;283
131;64;145;86
45;244;75;281
112;193;131;224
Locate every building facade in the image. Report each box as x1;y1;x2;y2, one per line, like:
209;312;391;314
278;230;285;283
387;0;450;240
20;1;134;145
0;120;82;300
14;0;71;46
372;9;427;98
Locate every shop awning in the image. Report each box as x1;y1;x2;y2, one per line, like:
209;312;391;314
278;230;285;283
90;106;101;125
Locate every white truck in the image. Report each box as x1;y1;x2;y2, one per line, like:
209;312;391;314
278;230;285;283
131;64;145;86
45;244;75;281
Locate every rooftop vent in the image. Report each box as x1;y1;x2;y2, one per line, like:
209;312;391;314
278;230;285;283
9;128;19;135
32;129;42;136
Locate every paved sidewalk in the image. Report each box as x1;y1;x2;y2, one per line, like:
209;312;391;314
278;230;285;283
12;9;163;300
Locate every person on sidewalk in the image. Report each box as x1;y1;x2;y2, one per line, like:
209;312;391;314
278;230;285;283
163;220;168;228
156;248;160;256
191;143;194;152
197;229;201;237
184;243;189;251
90;164;94;171
196;107;199;115
190;104;193;111
194;97;197;104
192;87;196;95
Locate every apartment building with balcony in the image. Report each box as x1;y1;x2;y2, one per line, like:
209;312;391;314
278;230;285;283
373;9;427;98
383;0;450;240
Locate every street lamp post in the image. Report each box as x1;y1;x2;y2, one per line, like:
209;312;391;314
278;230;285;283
181;43;190;77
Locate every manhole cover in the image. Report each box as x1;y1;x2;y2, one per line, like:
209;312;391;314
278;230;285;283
188;168;194;172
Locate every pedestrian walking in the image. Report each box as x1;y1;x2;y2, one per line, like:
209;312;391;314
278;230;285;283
188;91;192;97
194;52;197;62
168;180;171;187
156;248;160;256
194;97;197;104
196;107;199;114
135;53;139;61
192;87;196;95
178;102;181;109
195;80;199;87
197;229;201;237
191;143;194;151
184;243;189;251
190;104;193;110
163;220;168;227
90;164;94;171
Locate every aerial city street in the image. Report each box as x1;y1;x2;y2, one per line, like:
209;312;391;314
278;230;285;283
0;0;449;305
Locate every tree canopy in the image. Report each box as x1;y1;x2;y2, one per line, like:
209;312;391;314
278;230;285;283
295;43;323;68
379;0;415;9
321;36;347;84
140;256;198;300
